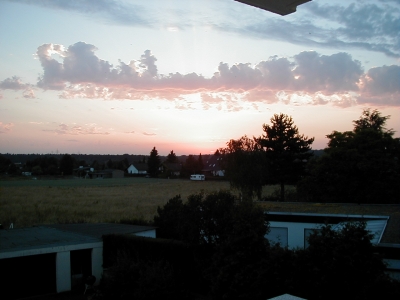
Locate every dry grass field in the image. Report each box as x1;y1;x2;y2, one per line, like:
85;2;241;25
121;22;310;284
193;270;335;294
0;177;247;228
3;177;397;243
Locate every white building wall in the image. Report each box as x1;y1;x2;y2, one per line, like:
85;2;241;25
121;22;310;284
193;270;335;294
134;229;156;238
92;246;103;285
127;165;139;174
267;221;320;249
56;251;71;293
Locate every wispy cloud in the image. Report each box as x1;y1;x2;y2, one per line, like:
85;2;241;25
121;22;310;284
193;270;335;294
7;0;151;28
7;0;399;58
0;122;14;133
43;123;110;135
301;1;400;57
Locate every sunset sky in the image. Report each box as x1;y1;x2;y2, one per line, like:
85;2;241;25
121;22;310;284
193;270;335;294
1;0;399;156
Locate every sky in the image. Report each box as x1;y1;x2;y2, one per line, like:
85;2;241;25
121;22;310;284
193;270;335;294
0;0;399;156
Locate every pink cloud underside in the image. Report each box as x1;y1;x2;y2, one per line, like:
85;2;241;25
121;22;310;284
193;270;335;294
6;42;399;107
0;122;14;133
42;123;110;135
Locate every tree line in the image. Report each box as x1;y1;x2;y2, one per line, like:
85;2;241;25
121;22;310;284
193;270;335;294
0;149;208;178
219;109;400;204
0;153;136;176
146;147;205;178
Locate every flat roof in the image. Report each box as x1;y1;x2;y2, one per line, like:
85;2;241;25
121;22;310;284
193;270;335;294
47;223;157;239
0;226;100;257
259;202;400;244
0;223;156;259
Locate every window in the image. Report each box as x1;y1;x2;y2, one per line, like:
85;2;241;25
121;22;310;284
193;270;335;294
266;227;288;247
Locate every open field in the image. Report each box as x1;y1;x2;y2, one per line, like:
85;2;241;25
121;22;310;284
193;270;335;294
2;177;398;244
0;178;238;228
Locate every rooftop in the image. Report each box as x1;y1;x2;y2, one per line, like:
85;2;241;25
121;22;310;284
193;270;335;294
0;223;157;258
259;202;400;244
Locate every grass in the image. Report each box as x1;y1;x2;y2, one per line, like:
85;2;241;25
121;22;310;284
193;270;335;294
0;178;233;228
4;177;397;243
0;177;290;228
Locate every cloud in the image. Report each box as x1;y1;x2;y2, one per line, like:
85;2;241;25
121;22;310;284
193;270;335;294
358;65;400;106
29;121;48;125
0;76;28;90
7;0;151;27
0;122;14;133
234;1;400;58
201;93;244;111
201;93;224;110
43;123;110;135
5;41;400;109
8;0;399;59
0;76;36;99
303;1;399;57
142;132;157;136
292;51;363;93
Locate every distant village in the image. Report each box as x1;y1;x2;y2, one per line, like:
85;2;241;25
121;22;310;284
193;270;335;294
0;152;227;180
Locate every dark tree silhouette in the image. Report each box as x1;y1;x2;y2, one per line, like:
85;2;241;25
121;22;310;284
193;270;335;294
257;113;314;201
298;109;400;203
197;153;204;171
147;147;160;177
59;154;74;175
166;150;178;163
219;135;266;200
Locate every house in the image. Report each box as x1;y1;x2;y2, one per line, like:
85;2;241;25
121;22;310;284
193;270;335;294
73;166;93;178
0;223;156;299
89;169;124;179
202;155;225;177
107;169;124;178
160;162;182;177
261;202;400;280
127;162;148;175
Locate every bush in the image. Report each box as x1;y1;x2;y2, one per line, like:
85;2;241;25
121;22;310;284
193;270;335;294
94;258;188;300
261;187;298;202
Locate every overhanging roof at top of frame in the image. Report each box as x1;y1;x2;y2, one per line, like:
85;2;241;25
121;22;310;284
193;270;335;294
235;0;312;15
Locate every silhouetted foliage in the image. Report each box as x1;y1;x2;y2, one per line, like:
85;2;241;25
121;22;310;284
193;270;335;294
293;222;396;300
298;109;400;203
257;113;314;201
98;193;400;300
197;153;204;171
147;147;160;177
154;190;268;247
154;190;269;299
219;114;313;201
181;154;202;177
94;259;188;300
59;154;74;175
166;150;178;163
219;136;267;200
